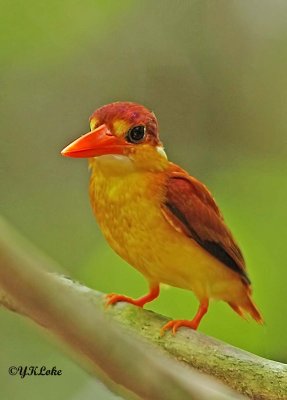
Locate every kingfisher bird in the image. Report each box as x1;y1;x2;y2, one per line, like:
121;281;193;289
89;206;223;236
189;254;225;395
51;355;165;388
61;101;262;334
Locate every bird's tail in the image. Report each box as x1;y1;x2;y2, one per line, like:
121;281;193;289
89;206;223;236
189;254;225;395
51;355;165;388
229;288;264;324
244;295;264;324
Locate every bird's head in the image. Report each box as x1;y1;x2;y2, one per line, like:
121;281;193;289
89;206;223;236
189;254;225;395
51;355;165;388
61;102;167;170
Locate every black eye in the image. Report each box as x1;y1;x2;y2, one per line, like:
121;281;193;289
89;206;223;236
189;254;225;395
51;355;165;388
126;125;146;143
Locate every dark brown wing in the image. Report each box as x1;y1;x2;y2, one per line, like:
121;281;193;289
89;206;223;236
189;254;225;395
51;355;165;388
161;169;250;284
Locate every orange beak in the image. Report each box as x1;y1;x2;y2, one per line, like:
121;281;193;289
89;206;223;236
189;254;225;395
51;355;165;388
61;124;128;158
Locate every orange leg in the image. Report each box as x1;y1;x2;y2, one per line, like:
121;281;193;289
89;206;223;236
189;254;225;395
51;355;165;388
161;299;209;336
106;284;160;308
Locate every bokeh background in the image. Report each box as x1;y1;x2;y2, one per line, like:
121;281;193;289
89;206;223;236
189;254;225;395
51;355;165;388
1;1;287;398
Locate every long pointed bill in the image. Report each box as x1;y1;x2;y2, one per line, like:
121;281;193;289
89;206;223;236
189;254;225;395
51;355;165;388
61;124;127;158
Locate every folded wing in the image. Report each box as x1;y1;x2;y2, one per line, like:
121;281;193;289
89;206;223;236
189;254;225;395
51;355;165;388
161;168;250;285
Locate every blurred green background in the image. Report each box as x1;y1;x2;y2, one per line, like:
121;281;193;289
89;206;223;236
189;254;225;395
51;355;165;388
1;0;287;398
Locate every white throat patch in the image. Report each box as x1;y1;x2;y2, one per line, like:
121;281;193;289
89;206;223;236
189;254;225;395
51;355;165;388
94;154;134;174
156;146;167;159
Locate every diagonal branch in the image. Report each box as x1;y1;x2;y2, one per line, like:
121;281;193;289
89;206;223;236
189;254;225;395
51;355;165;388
0;217;286;399
0;216;245;400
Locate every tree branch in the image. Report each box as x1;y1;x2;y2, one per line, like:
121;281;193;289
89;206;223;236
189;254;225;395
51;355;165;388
0;217;286;399
0;217;245;400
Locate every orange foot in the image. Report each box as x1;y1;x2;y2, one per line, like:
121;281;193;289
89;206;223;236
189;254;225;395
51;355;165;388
105;284;160;308
160;319;202;336
160;300;209;336
106;293;145;307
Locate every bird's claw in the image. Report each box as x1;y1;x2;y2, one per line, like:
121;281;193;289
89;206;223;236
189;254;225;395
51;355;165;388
160;319;198;336
105;293;141;308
